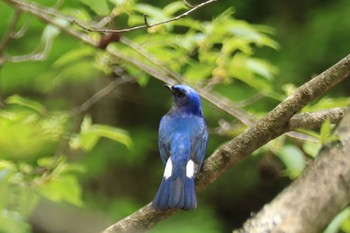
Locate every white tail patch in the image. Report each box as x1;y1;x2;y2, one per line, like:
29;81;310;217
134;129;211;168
186;160;194;178
164;158;173;179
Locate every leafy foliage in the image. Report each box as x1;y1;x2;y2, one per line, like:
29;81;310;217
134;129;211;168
0;0;348;232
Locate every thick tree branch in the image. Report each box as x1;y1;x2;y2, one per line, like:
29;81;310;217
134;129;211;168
236;112;350;233
2;1;350;232
288;106;350;130
107;45;258;126
197;54;350;191
101;54;349;232
2;0;256;126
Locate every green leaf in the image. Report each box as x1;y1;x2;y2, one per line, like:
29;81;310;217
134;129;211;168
0;209;31;233
53;47;94;68
302;141;321;158
37;175;83;206
80;0;110;15
91;124;132;148
54;60;101;85
324;207;350;233
319;118;339;145
246;58;277;81
81;115;93;133
6;95;46;114
184;64;213;82
277;145;305;179
80;131;100;151
71;116;132;151
320;118;331;144
135;3;168;22
163;1;187;16
42;18;67;42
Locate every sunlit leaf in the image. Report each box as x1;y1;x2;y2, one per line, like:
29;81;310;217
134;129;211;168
247;58;277;81
42;18;67;41
54;60;101;85
302;141;321;158
324;207;350;233
37;175;83;206
320;118;331;144
302;97;350;112
81;115;93;133
277;145;305;179
135;4;168;22
184;63;213;82
0;112;58;161
0;210;30;233
80;0;110;15
163;1;187;16
71;116;132;151
6;95;46;114
319;118;339;145
80;131;100;151
53;47;94;68
91;124;132;148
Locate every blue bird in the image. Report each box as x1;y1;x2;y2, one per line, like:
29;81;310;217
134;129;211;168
152;84;208;210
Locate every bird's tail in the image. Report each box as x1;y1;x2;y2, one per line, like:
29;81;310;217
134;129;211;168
152;170;197;210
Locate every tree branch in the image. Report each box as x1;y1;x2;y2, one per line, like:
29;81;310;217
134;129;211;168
101;54;350;232
236;112;350;233
197;54;350;192
2;1;349;231
288;106;350;130
0;9;21;53
66;75;135;117
107;44;258;126
3;0;99;47
72;0;218;34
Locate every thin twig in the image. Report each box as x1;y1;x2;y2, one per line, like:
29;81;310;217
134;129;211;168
72;0;218;33
118;37;257;126
0;9;21;53
3;1;350;231
3;0;98;46
7;33;53;62
102;54;350;233
66;75;135;117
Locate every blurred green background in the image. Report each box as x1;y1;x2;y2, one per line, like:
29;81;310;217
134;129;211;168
0;0;349;232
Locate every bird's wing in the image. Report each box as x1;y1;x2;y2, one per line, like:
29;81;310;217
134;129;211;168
159;116;171;165
191;118;208;168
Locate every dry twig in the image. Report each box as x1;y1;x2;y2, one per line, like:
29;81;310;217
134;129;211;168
72;0;217;33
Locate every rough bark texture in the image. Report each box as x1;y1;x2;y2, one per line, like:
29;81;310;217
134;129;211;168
289;106;350;130
196;54;350;192
2;1;350;232
237;113;350;233
102;204;177;233
102;54;350;233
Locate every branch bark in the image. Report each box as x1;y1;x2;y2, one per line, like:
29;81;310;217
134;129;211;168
102;54;350;232
236;112;350;233
2;1;350;232
288;106;350;130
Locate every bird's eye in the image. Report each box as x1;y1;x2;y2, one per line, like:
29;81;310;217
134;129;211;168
174;90;186;98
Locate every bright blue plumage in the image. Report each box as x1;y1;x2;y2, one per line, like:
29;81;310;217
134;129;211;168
152;84;208;210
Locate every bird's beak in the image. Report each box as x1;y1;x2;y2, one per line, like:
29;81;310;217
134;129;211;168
163;84;173;93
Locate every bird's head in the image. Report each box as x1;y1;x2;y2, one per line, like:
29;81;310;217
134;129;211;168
164;84;203;116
